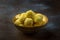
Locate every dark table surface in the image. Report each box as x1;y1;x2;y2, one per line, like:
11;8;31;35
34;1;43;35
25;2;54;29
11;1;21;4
0;0;60;40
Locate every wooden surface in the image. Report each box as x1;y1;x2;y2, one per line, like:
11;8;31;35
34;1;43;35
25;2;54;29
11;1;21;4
0;0;60;40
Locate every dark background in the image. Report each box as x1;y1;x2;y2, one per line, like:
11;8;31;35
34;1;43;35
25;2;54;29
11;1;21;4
0;0;60;40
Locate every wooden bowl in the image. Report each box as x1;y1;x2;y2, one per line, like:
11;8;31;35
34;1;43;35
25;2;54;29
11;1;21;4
12;13;48;34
